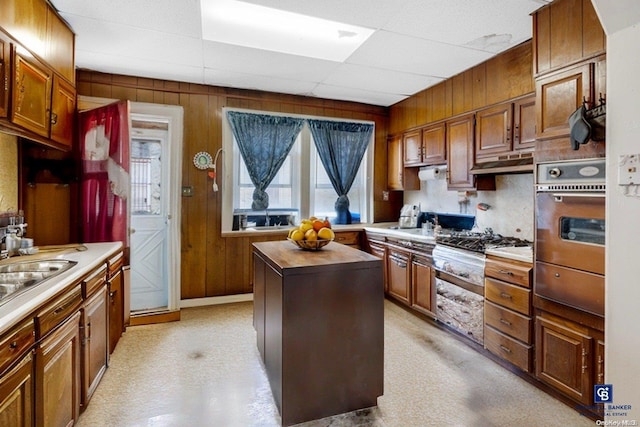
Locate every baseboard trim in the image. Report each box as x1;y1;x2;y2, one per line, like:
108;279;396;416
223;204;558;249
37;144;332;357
130;310;181;326
179;293;254;308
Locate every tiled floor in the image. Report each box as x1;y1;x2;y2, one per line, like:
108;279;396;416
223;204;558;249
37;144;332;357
77;300;594;427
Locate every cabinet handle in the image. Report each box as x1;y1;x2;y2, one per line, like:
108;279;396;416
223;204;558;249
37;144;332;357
597;355;604;383
582;349;588;374
499;318;512;326
498;269;514;276
499;345;512;354
500;292;512;300
9;341;17;350
50;112;58;124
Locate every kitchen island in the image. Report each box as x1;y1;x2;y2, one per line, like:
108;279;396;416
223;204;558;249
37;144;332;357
252;240;384;426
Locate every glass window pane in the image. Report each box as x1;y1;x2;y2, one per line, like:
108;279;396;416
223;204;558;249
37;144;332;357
131;139;162;215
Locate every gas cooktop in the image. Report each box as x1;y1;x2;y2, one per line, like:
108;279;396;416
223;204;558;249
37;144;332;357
435;229;531;253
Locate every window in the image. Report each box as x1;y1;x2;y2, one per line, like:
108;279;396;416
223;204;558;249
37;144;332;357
222;109;373;230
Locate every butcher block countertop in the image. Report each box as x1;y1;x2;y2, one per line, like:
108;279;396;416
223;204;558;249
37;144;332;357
252;239;381;275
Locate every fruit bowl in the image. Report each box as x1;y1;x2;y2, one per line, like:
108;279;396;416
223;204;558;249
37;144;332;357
287;237;333;251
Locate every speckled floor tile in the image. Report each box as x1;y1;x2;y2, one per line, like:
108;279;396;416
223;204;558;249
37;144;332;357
76;300;593;427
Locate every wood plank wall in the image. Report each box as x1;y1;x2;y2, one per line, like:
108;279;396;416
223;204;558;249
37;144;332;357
76;71;398;299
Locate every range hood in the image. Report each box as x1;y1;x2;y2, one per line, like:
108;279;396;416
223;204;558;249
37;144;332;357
469;152;534;175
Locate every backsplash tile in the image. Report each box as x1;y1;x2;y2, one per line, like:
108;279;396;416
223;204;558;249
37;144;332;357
403;174;534;241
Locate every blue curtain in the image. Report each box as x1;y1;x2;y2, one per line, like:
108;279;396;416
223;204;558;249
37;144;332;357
307;120;373;224
227;111;304;210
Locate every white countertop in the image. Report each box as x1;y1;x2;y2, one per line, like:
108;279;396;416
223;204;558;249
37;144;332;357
363;224;436;244
0;242;123;335
485;246;533;263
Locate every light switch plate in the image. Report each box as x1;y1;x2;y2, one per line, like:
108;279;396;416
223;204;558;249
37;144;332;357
618;154;640;185
182;186;194;197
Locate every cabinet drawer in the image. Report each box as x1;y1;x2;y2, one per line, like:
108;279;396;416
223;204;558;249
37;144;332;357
108;251;124;279
36;284;82;339
82;264;107;299
485;278;531;315
0;319;35;375
334;231;360;246
484;325;533;372
484;300;532;344
485;257;532;288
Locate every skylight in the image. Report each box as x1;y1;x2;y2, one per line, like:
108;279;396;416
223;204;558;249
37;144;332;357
200;0;374;62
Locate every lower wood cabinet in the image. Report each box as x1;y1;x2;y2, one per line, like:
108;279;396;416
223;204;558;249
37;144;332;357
107;253;124;354
81;286;108;409
333;231;361;249
387;247;411;305
0;352;34;427
411;253;435;316
535;313;598;405
36;311;82;427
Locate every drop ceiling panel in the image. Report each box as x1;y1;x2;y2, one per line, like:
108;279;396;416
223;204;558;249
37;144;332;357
203;68;318;96
324;63;444;96
202;41;340;83
348;30;494;78
55;0;203;37
312;84;405;107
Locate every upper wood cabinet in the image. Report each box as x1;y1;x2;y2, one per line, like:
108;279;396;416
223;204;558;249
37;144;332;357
11;49;52;138
0;0;76;148
403;129;422;166
535;62;592;140
476;95;536;161
50;74;76;148
422;123;446;165
533;0;605;77
388;135;419;191
513;95;536;151
0;33;10;119
446;114;475;190
475;102;513;160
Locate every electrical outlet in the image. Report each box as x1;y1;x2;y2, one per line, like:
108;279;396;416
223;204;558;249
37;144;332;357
382;191;389;201
618;154;640;185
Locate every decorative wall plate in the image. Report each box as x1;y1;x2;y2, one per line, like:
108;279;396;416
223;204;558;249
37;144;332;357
193;151;212;169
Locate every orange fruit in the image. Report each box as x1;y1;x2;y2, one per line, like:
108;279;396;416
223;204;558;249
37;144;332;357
312;219;325;232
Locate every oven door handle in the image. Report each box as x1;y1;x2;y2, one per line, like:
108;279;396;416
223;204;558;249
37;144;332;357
551;192;606;201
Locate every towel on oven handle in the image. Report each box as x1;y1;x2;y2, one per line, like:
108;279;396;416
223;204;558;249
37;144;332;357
399;204;420;228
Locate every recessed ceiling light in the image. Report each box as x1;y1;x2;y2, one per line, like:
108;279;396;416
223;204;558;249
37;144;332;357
200;0;374;62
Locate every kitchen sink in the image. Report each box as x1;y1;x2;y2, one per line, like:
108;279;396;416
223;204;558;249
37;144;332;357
0;259;77;305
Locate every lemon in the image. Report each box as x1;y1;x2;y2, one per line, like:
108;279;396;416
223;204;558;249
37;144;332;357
304;229;318;241
317;227;335;240
290;229;304;241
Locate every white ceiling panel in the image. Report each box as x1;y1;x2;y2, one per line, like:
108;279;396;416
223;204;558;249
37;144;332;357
347;30;494;78
50;0;546;106
324;63;444;96
202;41;340;83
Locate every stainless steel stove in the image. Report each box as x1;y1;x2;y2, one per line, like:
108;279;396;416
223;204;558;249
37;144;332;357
432;229;531;345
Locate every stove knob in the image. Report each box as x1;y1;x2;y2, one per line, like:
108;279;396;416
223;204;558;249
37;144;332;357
548;168;562;178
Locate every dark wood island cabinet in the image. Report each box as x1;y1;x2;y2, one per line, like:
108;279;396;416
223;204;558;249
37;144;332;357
252;240;384;426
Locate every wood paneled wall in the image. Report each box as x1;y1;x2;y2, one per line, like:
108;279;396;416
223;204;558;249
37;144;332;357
76;71;397;298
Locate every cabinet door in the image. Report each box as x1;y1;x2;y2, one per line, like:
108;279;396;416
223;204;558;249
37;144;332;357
411;254;434;316
403;129;423;166
81;286;108;409
0;32;10;119
422;123;446;165
387;136;403;190
36;311;81;427
11;50;52;138
475;103;513;159
0;352;33;427
535;315;593;405
108;268;124;354
535;62;592;140
387;248;410;305
368;242;387;293
446;114;475;190
513;96;536;151
50;75;76;148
